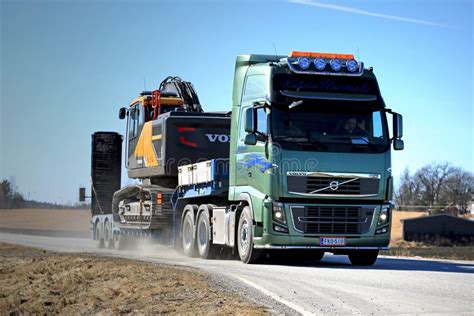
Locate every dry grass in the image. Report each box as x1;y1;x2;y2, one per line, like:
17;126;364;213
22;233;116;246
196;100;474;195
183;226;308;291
382;240;474;261
0;208;90;232
0;243;268;315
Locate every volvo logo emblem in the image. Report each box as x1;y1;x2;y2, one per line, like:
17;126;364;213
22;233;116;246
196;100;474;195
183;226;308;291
329;181;339;191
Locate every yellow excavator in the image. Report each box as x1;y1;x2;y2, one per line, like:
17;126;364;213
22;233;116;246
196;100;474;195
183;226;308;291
87;76;230;246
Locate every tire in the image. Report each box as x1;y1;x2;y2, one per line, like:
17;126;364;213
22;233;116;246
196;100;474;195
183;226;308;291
237;206;263;264
113;233;125;250
103;221;114;249
114;234;135;250
196;206;218;259
348;250;379;266
95;221;104;249
182;210;197;257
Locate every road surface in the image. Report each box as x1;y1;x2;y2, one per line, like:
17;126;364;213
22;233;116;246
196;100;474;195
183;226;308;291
1;232;473;315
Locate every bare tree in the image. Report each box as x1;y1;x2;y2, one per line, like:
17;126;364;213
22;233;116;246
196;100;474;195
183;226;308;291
440;167;473;210
414;162;451;207
396;162;473;212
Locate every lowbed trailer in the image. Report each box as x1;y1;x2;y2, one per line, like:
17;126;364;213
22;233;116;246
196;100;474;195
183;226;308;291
85;51;405;265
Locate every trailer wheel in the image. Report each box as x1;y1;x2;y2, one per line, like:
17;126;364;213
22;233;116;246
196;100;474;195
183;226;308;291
113;233;124;250
182;210;197;257
103;221;114;249
237;206;263;264
196;207;217;259
95;221;104;249
348;250;379;266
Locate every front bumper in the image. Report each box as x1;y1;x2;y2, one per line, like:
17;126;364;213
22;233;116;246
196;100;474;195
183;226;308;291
254;245;389;250
254;200;391;248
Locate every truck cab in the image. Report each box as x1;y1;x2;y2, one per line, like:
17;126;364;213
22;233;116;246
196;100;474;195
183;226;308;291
227;52;403;264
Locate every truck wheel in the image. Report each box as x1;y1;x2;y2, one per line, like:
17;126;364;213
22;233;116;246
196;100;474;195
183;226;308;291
95;222;104;249
113;233;125;250
196;207;217;259
237;206;263;264
348;250;379;266
104;221;114;249
182;211;197;257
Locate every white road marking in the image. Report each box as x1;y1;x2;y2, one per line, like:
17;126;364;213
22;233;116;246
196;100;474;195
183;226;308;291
233;275;315;316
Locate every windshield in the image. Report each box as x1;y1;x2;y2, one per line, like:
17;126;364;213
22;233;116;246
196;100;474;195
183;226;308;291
271;102;389;153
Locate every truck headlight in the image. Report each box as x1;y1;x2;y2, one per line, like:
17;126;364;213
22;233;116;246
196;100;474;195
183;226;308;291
272;202;287;225
377;205;390;226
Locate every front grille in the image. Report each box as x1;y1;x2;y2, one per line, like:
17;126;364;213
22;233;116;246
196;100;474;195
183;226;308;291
291;206;374;234
307;177;360;194
287;174;379;196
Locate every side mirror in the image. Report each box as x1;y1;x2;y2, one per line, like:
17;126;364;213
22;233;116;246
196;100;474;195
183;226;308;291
244;133;257;145
393;113;403;139
119;107;127;120
244;108;255;133
393;139;404;150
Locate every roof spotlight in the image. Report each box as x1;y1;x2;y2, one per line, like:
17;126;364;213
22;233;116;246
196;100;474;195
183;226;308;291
346;59;358;72
297;57;311;69
330;59;342;71
314;58;327;70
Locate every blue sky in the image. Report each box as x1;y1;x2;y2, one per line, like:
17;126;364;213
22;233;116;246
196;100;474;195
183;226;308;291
1;0;472;203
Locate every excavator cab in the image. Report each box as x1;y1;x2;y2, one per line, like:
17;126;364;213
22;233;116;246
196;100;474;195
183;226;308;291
118;76;230;181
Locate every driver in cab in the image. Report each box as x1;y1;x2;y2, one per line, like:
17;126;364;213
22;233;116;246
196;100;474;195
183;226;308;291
337;117;368;136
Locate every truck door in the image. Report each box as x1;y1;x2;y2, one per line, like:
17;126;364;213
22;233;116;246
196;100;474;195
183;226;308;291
127;102;144;169
235;71;269;189
236;102;269;191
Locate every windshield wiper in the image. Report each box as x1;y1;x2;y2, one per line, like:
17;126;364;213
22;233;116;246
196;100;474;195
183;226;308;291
329;136;382;151
330;136;369;144
274;136;308;142
288;100;303;110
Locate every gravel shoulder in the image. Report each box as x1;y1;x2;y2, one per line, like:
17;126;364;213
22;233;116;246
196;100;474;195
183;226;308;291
0;243;268;315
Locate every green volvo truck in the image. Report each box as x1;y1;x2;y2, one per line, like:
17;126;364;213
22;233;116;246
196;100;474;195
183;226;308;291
88;51;404;265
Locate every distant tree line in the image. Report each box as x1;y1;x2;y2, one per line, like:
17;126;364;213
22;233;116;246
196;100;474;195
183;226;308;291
396;162;473;211
0;179;89;209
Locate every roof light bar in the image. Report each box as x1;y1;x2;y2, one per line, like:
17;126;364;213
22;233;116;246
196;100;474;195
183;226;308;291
287;51;363;76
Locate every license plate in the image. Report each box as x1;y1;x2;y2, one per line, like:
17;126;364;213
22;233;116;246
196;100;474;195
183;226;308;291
319;237;346;246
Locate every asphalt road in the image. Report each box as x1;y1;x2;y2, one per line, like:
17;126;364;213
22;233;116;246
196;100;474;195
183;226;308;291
1;232;473;315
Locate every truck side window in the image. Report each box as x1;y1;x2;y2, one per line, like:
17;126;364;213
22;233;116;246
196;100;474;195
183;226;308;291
128;103;140;139
238;107;249;144
256;107;267;136
372;111;383;138
243;74;266;100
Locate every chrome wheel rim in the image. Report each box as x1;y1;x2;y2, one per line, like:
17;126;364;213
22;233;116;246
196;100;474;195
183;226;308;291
104;223;110;241
240;219;249;253
183;219;193;247
198;220;207;248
